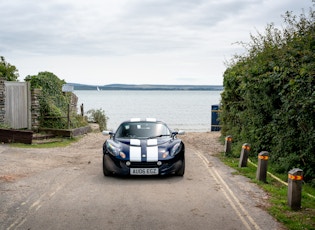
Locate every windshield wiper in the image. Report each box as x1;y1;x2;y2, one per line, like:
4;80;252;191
148;134;170;139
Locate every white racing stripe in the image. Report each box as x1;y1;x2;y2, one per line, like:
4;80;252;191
130;139;140;146
129;139;158;162
130;139;141;162
147;139;158;162
147;146;158;162
130;118;141;122
147;139;157;146
146;118;156;122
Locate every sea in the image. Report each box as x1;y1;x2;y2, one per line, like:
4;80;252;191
74;90;222;132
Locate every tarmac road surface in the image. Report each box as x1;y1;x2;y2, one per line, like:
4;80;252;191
0;134;282;230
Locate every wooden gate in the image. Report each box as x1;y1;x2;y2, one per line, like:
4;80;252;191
4;81;31;129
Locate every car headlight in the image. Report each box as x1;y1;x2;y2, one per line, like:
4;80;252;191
106;141;120;156
170;143;182;156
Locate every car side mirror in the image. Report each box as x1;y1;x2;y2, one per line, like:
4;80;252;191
102;131;114;137
172;130;185;137
177;130;185;135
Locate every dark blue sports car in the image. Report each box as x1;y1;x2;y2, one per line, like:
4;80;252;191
102;119;185;176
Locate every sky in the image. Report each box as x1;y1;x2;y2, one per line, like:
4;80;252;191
0;0;313;86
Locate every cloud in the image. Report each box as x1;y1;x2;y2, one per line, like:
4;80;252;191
0;0;312;85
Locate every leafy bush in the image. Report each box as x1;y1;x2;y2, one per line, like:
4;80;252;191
220;6;315;182
25;72;88;129
86;109;108;131
71;114;89;129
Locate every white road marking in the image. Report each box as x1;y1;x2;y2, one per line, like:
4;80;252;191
194;149;262;230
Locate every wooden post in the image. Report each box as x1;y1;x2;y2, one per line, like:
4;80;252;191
239;143;250;167
67;103;70;129
224;135;232;155
288;168;303;210
256;151;269;182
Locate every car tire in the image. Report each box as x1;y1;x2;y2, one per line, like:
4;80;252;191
103;155;111;177
176;158;185;176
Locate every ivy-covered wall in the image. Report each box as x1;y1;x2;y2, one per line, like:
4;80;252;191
25;71;86;129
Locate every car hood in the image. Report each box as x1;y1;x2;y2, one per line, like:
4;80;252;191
116;138;171;146
108;137;181;161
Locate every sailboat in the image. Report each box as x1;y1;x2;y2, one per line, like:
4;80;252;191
97;86;100;91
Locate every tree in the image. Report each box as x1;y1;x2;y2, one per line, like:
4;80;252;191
0;56;19;81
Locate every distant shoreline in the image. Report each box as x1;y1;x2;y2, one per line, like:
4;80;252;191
69;83;223;91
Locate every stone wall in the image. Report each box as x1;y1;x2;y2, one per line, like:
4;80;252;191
70;92;78;114
31;89;41;131
0;78;5;124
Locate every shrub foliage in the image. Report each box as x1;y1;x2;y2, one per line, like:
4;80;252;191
25;72;87;129
87;109;108;131
220;6;315;181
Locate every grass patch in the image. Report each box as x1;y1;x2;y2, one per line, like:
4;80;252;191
218;154;315;230
11;137;80;148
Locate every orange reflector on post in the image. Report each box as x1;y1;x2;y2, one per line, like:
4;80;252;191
288;174;303;181
258;155;269;160
242;145;250;151
225;137;232;142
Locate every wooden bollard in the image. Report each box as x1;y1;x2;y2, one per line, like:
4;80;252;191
288;168;303;210
256;151;269;182
239;143;250;167
224;135;232;155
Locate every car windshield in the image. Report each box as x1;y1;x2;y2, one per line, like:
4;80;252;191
115;122;171;139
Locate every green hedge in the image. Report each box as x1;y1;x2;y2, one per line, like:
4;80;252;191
220;8;315;182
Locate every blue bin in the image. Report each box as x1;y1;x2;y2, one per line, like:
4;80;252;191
211;104;221;131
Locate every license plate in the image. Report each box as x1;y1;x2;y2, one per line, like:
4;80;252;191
130;168;159;175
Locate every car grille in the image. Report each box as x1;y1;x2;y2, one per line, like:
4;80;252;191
129;162;159;168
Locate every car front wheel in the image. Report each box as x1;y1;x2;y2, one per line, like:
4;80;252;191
103;155;111;177
176;159;185;176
